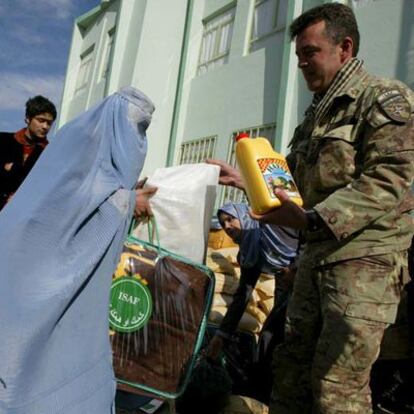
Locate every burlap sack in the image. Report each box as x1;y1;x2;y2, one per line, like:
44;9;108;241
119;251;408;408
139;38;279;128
213;293;237;308
208;229;238;250
215;246;239;265
209;306;262;333
207;249;238;276
258;298;273;316
255;278;275;298
214;273;240;295
220;395;269;414
246;304;267;324
207;247;276;337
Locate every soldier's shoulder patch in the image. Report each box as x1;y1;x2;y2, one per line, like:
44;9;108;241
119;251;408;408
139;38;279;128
377;89;411;123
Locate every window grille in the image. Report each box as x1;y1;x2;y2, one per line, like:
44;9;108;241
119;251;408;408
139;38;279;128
178;136;217;165
75;45;95;94
197;6;235;75
101;28;115;80
250;0;288;52
221;123;276;205
350;0;378;8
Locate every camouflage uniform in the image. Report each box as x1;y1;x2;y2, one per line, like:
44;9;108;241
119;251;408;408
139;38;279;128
270;63;414;413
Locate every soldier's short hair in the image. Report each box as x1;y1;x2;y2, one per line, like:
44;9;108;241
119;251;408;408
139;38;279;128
289;3;360;57
25;95;57;120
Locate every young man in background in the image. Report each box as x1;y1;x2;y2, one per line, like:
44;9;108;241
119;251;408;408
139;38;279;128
0;95;56;210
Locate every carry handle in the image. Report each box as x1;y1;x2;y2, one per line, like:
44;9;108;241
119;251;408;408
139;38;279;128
129;216;162;255
147;216;161;246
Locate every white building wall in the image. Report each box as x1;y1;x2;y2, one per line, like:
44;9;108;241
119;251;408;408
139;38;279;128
177;0;286;165
106;0;147;96
353;0;414;89
129;0;188;176
59;0;187;178
59;1;120;123
58;0;414;181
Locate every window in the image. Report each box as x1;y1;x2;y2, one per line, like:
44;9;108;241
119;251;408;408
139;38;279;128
197;6;235;75
75;45;95;94
178;136;217;165
221;123;276;205
100;28;115;80
250;0;288;52
350;0;377;8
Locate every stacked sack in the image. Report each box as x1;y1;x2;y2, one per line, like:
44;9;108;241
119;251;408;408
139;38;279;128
206;244;275;335
220;395;269;414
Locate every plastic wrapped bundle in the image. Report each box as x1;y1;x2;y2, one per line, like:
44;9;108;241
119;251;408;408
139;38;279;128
110;236;215;398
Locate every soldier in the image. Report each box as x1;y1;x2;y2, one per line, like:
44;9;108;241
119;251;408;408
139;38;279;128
209;3;414;413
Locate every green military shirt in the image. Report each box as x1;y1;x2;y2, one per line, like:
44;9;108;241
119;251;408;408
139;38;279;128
287;66;414;265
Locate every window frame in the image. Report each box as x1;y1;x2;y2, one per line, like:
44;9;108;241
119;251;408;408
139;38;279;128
74;45;95;95
197;4;236;75
100;27;116;81
249;0;287;52
177;135;217;165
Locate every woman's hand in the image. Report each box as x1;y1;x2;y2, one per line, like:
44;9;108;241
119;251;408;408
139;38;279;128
134;186;158;219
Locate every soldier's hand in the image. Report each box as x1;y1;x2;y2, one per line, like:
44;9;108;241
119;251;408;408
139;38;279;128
134;186;157;219
250;189;307;230
206;159;245;190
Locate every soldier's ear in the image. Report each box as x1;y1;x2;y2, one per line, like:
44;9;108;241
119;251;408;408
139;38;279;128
340;36;354;61
25;117;30;126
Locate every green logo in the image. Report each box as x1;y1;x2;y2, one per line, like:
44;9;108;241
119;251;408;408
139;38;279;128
109;277;152;333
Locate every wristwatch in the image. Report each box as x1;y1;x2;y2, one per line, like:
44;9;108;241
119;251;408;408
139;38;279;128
305;209;325;232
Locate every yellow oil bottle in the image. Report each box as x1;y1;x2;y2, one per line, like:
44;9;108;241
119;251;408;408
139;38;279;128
235;133;303;214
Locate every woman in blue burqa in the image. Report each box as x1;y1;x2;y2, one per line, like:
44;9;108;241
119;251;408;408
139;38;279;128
206;202;298;403
0;87;154;414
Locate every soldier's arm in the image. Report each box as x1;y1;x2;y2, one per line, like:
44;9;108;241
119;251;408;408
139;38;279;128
315;100;414;241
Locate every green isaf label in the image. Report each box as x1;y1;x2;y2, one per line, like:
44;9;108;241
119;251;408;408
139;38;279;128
109;277;152;333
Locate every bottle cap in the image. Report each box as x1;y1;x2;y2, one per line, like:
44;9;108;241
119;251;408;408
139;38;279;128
235;132;250;142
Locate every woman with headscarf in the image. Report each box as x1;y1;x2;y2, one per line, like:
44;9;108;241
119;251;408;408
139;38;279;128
0;87;154;414
206;202;298;402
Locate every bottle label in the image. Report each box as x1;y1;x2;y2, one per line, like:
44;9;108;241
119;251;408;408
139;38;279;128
109;275;153;333
257;157;300;200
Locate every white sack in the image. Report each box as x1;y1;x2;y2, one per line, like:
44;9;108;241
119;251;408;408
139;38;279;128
134;163;219;263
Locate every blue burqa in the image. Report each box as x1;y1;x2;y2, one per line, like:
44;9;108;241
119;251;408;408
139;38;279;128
0;87;154;414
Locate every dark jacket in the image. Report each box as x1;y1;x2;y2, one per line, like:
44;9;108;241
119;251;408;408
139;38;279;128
0;129;47;210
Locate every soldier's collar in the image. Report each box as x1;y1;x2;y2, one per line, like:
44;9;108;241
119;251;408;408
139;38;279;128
334;65;369;101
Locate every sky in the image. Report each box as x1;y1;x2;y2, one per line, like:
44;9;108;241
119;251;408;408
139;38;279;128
0;0;101;134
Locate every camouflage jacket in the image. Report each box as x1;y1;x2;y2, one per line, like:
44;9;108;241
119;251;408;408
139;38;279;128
287;67;414;264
